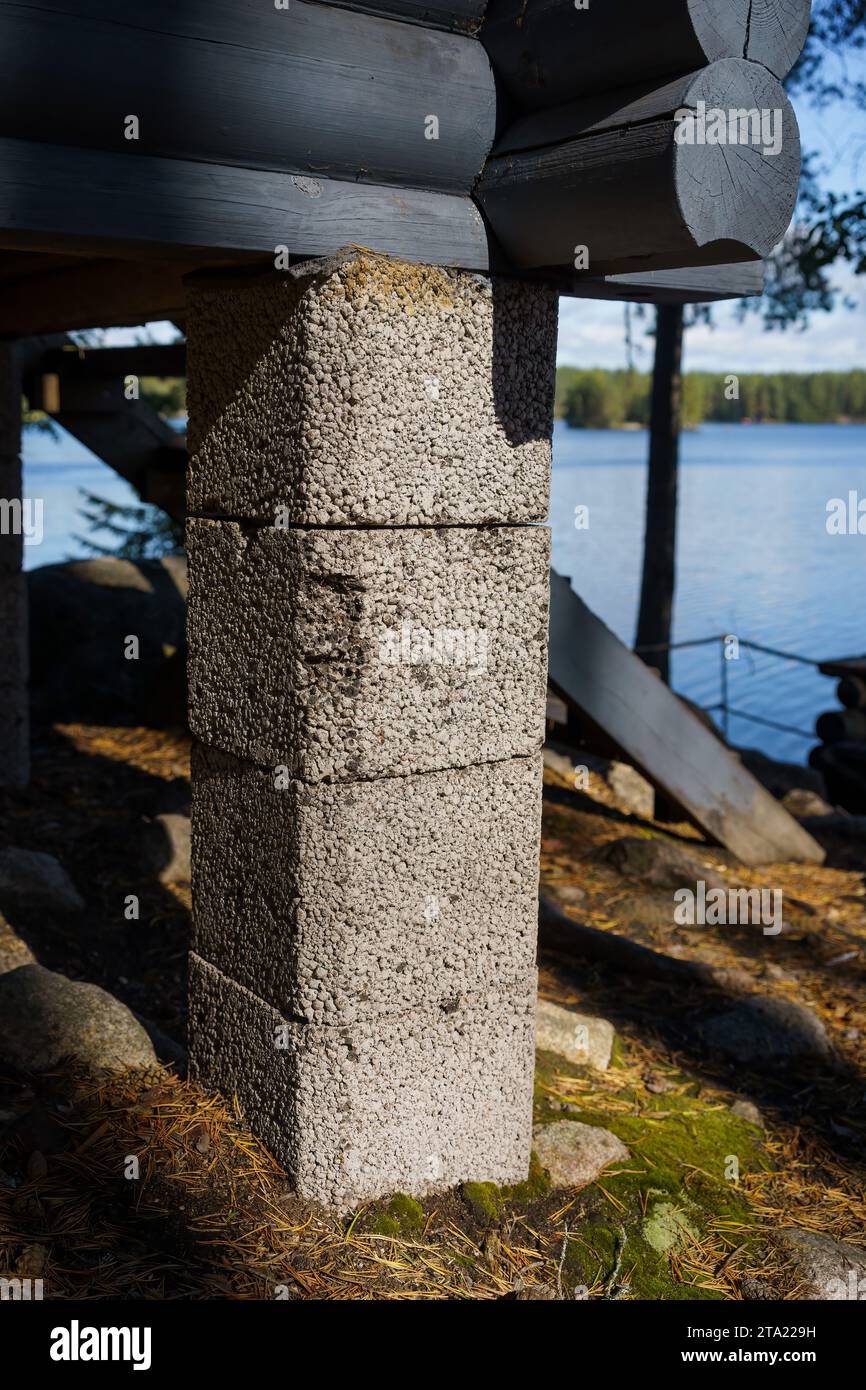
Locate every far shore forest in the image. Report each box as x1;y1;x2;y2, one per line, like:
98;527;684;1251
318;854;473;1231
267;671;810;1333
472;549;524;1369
555;368;866;429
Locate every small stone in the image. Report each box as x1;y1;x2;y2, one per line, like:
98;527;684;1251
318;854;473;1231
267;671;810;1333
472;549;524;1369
0;912;34;974
700;996;831;1062
555;883;586;908
535;1000;615;1071
533;1120;628;1188
731;1099;764;1128
779;1229;866;1300
605;762;654;819
141;813;190;885
600;837;726;892
781;788;834;819
0;848;83;915
515;1283;558;1300
0;965;157;1075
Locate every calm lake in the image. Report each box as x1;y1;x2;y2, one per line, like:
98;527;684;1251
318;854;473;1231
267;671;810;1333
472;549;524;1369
21;419;866;764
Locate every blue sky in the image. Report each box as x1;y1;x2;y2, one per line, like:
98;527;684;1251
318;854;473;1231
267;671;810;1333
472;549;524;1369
560;63;866;374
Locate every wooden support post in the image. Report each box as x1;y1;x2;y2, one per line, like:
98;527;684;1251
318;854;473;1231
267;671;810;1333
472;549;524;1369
185;252;558;1207
0;342;29;787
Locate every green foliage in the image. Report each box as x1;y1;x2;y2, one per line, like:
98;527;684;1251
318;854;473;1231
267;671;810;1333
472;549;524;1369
74;490;184;560
557;367;866;428
139;376;186;418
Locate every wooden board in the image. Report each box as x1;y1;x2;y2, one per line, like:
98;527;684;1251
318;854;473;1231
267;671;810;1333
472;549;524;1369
569;262;765;304
0;1;494;194
0;254;192;334
547;571;825;866
0;138;491;270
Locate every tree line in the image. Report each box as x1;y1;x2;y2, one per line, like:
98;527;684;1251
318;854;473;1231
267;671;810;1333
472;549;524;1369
555;368;866;429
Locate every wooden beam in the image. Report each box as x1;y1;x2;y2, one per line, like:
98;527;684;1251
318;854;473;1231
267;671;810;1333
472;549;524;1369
547;572;825;866
568;261;765;304
0;254;192;334
322;0;486;31
0;0;494;194
482;0;811;112
477;60;800;275
0;138;490;270
34;344;187;382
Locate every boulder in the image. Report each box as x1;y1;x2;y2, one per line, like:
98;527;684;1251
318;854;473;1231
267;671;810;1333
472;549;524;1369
600;836;726;892
700;996;831;1063
0;912;34;974
535;999;615;1071
533;1120;628;1188
779;1229;866;1300
27;556;187;726
0;848;83;915
0;964;157;1075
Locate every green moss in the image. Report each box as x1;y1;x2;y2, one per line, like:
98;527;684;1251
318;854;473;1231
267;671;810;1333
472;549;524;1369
367;1192;426;1238
461;1181;504;1225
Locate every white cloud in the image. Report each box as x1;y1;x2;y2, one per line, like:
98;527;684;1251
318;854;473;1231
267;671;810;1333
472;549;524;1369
557;265;866;373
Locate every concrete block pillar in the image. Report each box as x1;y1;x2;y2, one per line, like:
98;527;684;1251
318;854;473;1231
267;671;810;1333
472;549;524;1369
0;343;28;788
185;252;558;1208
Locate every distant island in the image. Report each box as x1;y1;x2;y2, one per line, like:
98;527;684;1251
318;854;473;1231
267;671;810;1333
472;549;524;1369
555;368;866;429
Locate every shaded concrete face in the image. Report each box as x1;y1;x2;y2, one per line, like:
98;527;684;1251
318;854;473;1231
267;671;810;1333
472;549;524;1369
186;250;555;1208
0;348;28;788
187;254;558;526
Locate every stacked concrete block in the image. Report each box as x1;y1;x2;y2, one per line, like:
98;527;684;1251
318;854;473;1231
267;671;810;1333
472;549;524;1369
0;345;28;788
186;251;558;1208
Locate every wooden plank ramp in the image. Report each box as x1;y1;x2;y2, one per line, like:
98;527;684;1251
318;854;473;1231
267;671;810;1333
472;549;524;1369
547;570;825;866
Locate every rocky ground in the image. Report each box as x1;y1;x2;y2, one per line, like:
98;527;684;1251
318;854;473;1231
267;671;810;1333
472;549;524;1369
0;720;864;1300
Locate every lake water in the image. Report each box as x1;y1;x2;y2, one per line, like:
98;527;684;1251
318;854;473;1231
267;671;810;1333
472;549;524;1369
20;419;866;764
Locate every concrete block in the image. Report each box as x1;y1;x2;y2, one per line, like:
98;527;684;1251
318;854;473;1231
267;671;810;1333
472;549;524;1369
0;574;28;785
0;457;24;575
187;520;550;778
188;952;537;1208
0;347;20;455
191;744;542;1023
186;252;557;526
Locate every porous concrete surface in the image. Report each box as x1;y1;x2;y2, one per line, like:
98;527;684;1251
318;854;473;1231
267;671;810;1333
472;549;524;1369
0;345;20;452
192;745;542;1023
186;252;557;527
189;953;538;1209
0;456;23;575
535;999;615;1071
187;519;550;778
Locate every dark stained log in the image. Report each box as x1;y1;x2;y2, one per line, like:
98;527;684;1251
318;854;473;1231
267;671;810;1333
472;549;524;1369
482;0;811;112
567;261;765;304
819;656;866;679
838;676;866;710
477;60;800;274
321;0;487;31
816;709;866;745
0;138;490;270
0;0;494;195
635;305;684;687
0;255;191;334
